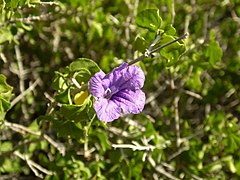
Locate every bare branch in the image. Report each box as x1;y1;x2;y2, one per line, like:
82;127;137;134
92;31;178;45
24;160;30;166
10;78;40;108
14;151;54;178
184;90;202;100
0;52;7;63
148;155;180;180
128;33;189;66
174;95;181;147
112;143;156;151
155;165;180;180
15;45;29;119
4;121;66;156
167;146;189;161
171;0;176;24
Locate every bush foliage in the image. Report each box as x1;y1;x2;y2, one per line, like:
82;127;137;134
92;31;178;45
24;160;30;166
1;0;240;179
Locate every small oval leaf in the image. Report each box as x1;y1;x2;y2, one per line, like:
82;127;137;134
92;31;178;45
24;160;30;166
136;9;162;32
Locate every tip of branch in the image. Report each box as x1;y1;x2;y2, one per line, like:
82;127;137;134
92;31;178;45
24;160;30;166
184;32;189;38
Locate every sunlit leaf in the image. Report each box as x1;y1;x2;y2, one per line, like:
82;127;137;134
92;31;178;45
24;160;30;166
164;24;176;36
0;141;12;152
0;74;13;124
69;58;100;76
0;27;13;44
136;9;162;32
205;30;223;67
159;34;186;64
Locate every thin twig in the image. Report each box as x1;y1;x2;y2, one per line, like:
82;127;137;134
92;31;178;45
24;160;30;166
148;34;161;52
174;95;181;147
38;1;59;6
148;155;180;180
15;45;24;82
108;127;131;137
171;0;176;24
184;15;191;34
15;45;29;119
9;12;53;24
184;90;202;100
124;117;146;131
146;85;166;104
0;52;7;63
133;0;139;17
0;139;42;156
128;33;188;66
4;121;65;155
167;146;189;161
10;78;40;108
112;143;156;151
13;151;54;178
72;83;88;94
155;165;180;180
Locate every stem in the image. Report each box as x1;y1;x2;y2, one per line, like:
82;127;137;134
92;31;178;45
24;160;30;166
174;95;181;147
5;121;66;155
148;34;161;52
171;0;176;24
76;33;188;92
128;32;189;66
15;45;29;119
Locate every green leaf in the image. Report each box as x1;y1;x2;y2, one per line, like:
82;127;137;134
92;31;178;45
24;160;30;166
27;0;40;5
19;0;26;6
133;36;149;53
205;29;222;67
0;74;13;124
16;21;33;31
206;41;222;67
69;58;100;76
0;74;13;100
55;88;70;104
10;0;20;10
0;141;12;152
0;27;13;44
91;20;103;37
91;129;111;153
221;156;236;173
52;119;84;140
52;72;68;91
0;157;21;173
59;103;90;123
0;97;10;124
186;68;203;92
0;0;6;12
136;9;162;32
159;34;186;64
164;24;176;36
73;69;92;84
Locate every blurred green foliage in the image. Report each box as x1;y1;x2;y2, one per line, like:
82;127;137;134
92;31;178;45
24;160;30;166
0;0;240;179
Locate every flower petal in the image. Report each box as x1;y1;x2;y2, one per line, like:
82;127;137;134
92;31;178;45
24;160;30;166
89;70;106;98
112;89;145;114
104;62;145;93
104;62;128;87
94;98;122;122
121;65;145;90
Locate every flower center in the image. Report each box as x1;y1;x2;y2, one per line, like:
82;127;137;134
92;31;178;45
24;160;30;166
104;88;112;99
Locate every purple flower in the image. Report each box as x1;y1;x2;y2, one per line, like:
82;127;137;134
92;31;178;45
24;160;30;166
89;62;146;122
